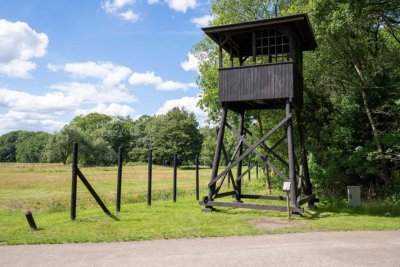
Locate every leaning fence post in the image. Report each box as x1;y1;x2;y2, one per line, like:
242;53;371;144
25;211;38;230
195;156;199;201
71;142;78;220
147;149;152;206
116;146;123;212
173;153;177;202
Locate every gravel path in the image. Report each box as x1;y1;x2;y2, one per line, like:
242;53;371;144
1;231;400;266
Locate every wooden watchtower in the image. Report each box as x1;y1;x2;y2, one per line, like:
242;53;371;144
199;14;318;214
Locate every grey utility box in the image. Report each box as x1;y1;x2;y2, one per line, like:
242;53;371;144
347;186;361;207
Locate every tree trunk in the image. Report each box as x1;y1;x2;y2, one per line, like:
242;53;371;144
353;63;389;183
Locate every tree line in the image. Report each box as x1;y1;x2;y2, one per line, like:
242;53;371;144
0;108;215;166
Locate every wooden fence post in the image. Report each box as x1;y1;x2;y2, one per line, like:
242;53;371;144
147;149;152;206
71;142;78;220
195;156;199;201
173;153;177;202
116;146;123;212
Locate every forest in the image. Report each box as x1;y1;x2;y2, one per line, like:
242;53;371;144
0;0;399;199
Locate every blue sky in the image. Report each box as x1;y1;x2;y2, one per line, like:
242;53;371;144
0;0;214;134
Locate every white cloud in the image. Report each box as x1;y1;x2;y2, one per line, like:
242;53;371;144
0;88;73;134
129;71;162;86
156;81;196;91
53;61;132;87
50;82;137;104
119;10;139;22
0;88;77;114
191;14;214;28
129;71;197;91
101;0;140;23
0;19;48;78
47;63;59;72
101;0;135;13
156;96;207;125
0;110;66;134
165;0;197;13
147;0;159;4
76;103;137;118
181;52;199;73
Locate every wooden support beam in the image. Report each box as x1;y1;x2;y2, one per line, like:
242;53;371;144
77;169;110;215
297;194;316;206
199;200;303;213
226;122;289;181
208;106;227;200
240;194;286;201
208;115;291;187
214;191;236;199
286;99;298;208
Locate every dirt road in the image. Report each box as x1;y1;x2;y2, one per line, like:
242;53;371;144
1;231;399;266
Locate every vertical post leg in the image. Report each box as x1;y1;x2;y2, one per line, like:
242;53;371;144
147;149;152;206
71;142;78;220
173;153;177;202
116;146;123;212
286;99;298;208
208;106;228;201
235;110;245;202
296;111;312;196
195;156;199;201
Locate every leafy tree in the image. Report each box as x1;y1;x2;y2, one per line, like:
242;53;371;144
42;125;92;165
148;108;203;165
15;132;50;163
70;113;112;132
199;126;217;167
0;131;22;162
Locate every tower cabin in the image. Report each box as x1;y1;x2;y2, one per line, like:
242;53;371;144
202;13;317;111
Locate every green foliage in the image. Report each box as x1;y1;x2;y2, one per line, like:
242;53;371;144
0;131;22;162
131;108;203;165
199;126;217;167
15;132;50;163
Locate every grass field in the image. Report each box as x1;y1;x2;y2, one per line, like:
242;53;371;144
0;163;399;245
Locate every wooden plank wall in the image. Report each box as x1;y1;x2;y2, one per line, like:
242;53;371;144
219;62;294;103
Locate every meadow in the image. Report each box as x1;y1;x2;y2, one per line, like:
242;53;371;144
0;163;399;245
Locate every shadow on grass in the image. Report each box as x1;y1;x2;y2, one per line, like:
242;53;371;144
107;213;120;221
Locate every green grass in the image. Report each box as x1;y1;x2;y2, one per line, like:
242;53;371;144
0;163;399;245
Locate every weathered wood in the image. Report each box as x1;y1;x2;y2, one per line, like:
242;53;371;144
226;121;289;181
25;211;38;230
195;156;199;201
296;111;312;196
116;146;123;212
77;169;110;215
199;200;303;213
71;142;78;220
286;100;297;208
240;194;286;201
147;149;152;206
235;111;244;202
219;62;294;105
208;106;227;200
297;194;316;206
209;114;291;187
214;191;235;199
173;153;177;202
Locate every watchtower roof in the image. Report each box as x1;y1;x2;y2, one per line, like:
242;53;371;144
202;13;317;57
